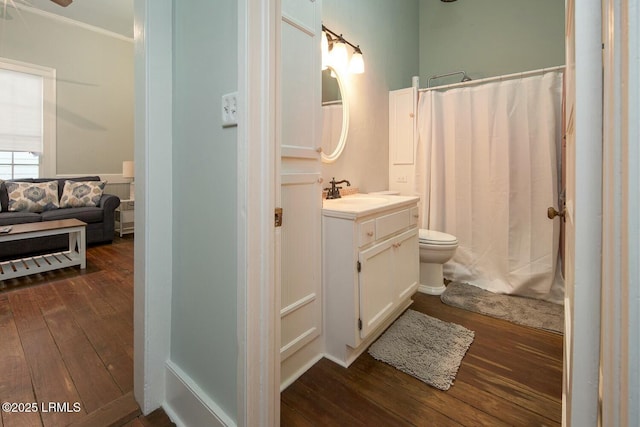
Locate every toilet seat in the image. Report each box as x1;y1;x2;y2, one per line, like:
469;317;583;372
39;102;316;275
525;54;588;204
419;229;458;246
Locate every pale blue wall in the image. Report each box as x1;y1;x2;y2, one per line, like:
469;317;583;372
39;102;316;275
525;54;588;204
321;0;563;190
419;0;565;86
321;0;420;192
171;0;237;421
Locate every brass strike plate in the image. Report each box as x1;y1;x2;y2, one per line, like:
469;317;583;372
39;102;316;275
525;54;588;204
275;207;283;227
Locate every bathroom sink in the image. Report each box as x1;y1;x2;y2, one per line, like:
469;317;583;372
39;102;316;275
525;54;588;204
323;193;420;218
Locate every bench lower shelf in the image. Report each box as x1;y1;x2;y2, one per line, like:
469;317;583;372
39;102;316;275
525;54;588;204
0;251;85;280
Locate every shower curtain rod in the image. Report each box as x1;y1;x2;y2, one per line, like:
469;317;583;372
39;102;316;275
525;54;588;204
417;65;565;92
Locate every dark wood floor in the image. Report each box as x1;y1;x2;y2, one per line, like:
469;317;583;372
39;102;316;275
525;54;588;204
282;292;563;426
0;236;173;427
1;236;562;426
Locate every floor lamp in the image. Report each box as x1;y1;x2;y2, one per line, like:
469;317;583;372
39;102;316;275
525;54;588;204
122;161;135;200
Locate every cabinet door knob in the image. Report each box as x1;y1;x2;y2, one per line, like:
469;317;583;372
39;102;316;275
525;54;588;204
367;231;374;237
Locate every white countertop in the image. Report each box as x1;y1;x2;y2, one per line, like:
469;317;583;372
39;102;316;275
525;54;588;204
322;193;419;219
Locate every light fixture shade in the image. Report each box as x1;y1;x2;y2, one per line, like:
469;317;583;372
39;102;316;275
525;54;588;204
349;51;365;74
321;32;330;70
330;41;348;72
122;160;134;179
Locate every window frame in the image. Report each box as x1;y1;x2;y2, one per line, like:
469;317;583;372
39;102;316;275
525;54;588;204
0;57;56;177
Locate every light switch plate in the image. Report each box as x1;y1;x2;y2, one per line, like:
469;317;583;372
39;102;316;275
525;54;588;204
221;92;238;127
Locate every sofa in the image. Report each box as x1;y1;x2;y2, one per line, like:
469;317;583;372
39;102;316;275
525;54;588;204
0;176;120;260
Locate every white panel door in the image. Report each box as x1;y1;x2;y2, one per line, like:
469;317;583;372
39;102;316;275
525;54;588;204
280;3;321;160
279;0;322;368
280;173;322;360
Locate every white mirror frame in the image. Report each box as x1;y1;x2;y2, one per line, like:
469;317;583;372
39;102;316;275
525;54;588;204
321;66;349;163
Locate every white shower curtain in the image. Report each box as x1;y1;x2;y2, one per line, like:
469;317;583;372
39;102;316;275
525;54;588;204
416;71;564;303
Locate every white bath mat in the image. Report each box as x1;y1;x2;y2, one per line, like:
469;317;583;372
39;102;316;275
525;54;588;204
368;309;474;391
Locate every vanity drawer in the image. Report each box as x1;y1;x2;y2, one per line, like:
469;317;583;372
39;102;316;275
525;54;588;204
409;207;419;226
358;220;376;247
376;209;411;240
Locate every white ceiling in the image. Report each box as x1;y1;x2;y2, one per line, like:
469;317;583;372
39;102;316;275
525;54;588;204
14;0;133;38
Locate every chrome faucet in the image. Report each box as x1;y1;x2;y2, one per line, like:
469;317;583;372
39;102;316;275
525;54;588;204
325;177;351;199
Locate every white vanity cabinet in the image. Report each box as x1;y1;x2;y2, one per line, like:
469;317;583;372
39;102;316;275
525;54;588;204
323;195;419;367
359;228;418;338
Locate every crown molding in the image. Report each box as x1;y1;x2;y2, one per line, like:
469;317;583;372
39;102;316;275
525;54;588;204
9;2;133;43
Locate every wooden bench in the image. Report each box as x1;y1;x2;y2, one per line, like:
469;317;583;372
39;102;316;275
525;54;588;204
0;219;87;280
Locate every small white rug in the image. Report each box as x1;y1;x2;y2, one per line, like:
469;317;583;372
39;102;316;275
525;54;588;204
368;309;474;391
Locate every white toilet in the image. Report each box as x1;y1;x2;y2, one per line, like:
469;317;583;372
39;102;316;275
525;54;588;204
418;229;458;295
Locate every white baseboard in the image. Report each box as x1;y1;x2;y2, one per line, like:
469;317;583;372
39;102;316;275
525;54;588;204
280;353;323;391
164;360;236;427
322;353;349;369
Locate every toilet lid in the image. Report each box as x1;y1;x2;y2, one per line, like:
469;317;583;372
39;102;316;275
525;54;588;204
419;229;458;245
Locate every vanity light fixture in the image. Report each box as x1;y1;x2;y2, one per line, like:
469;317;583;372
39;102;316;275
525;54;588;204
322;25;365;75
330;37;349;71
321;32;330;70
349;46;365;74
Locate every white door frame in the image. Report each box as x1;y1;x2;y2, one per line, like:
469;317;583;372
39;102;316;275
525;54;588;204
566;1;603;424
600;0;640;425
134;0;280;423
133;0;173;414
237;0;280;425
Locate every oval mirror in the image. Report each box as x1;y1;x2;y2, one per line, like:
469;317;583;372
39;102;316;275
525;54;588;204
321;66;349;163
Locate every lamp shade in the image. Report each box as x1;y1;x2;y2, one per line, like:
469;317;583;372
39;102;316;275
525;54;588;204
349;51;365;74
330;41;348;72
321;32;330;70
122;161;134;179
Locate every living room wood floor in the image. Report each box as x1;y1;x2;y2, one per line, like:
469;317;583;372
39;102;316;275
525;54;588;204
0;236;173;427
1;236;562;426
281;292;563;426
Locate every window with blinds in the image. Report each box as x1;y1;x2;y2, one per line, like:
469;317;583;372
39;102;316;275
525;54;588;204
0;58;56;180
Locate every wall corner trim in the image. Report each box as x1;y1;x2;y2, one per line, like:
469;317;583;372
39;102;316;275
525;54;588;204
164;360;237;427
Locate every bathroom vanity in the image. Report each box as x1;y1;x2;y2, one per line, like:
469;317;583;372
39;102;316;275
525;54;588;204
322;193;420;367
